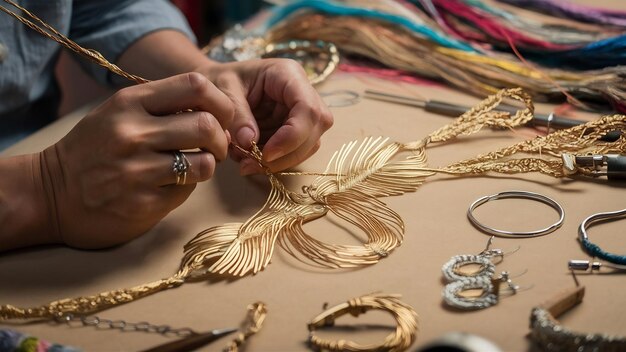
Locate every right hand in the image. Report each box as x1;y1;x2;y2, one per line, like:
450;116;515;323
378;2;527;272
39;73;234;249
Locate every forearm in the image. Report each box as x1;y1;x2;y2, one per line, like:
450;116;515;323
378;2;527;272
0;153;58;251
116;30;215;81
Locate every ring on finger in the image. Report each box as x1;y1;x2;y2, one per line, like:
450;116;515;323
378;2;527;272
172;151;191;185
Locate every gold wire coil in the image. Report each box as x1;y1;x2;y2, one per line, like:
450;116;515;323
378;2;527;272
307;293;419;352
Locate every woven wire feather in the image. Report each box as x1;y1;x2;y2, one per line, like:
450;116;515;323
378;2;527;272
181;88;533;278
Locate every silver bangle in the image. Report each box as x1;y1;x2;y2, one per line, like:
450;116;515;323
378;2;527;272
467;191;564;238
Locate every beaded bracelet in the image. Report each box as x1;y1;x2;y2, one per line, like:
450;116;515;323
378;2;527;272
578;208;626;265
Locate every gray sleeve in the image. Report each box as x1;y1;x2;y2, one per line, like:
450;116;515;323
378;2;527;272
69;0;196;86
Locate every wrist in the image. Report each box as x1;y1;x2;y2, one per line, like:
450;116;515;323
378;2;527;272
117;30;217;80
0;152;61;251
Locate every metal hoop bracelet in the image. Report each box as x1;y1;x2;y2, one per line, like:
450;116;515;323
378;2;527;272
578;208;626;265
467;191;564;238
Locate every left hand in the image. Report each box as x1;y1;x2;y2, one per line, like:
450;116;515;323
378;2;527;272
197;58;334;175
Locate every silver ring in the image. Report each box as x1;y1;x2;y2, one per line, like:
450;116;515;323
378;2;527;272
319;89;361;107
172;151;191;185
467;191;564;238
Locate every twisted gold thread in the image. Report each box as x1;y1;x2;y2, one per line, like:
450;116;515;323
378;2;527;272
224;302;267;352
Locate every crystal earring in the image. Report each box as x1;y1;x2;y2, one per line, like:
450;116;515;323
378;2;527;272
442;272;520;310
441;236;515;282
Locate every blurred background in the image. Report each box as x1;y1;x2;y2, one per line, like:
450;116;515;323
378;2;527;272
171;0;267;45
57;0;268;115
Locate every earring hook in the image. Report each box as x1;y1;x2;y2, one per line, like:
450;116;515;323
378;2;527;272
494;271;533;296
478;236;520;261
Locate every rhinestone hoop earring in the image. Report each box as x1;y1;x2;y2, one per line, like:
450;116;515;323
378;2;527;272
441;237;513;281
442;255;496;282
443;272;519;310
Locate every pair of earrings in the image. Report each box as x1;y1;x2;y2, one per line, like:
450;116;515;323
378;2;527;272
441;237;524;310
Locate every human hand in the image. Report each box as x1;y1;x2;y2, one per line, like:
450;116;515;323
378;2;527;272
40;73;234;249
197;59;334;175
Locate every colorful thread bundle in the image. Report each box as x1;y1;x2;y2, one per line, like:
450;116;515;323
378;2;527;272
263;0;626;111
268;14;626;111
498;0;626;27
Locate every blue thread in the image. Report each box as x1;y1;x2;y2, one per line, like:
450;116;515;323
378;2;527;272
581;237;626;265
265;0;476;52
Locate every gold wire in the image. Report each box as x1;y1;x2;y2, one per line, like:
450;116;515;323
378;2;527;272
307;293;419;352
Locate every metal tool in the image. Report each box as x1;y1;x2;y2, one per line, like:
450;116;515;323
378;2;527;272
141;327;238;352
562;154;626;180
568;259;626;272
363;89;621;142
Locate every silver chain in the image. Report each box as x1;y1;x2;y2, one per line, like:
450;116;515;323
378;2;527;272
55;314;197;338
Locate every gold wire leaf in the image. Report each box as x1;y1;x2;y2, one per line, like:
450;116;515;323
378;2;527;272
312;136;433;198
181;171;334;277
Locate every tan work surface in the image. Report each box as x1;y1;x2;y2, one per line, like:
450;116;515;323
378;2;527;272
1;73;625;351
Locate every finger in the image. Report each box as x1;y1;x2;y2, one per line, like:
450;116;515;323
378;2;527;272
251;61;332;162
133;72;235;128
147;111;230;161
263;94;332;163
140;151;217;186
260;101;317;163
255;102;289;131
158;183;197;210
215;74;260;149
239;157;264;176
263;138;322;172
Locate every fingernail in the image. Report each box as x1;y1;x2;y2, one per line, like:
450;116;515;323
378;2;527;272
236;127;255;148
240;158;260;176
263;147;286;163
